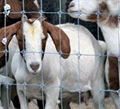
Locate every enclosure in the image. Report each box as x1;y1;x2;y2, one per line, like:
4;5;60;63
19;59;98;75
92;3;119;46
0;0;119;109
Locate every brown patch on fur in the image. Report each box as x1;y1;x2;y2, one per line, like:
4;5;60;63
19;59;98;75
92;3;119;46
41;21;49;59
87;2;108;22
0;22;21;46
41;37;48;59
0;0;40;28
0;0;4;12
0;21;21;46
42;21;71;59
6;0;22;19
42;24;48;51
108;56;119;90
87;2;119;27
16;24;25;52
0;54;9;68
87;13;97;22
108;15;118;27
24;0;40;18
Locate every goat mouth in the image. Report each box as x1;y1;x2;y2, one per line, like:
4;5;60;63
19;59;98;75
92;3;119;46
31;72;38;75
68;9;80;14
68;10;78;13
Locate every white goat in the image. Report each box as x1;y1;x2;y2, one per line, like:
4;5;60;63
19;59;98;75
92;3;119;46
68;0;120;108
6;16;106;109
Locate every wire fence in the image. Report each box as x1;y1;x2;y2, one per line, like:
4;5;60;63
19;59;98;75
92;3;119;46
0;0;120;109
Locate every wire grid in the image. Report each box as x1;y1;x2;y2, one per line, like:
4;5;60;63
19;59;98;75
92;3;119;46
0;0;120;109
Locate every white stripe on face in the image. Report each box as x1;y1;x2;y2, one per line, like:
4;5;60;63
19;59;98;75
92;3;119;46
23;19;45;73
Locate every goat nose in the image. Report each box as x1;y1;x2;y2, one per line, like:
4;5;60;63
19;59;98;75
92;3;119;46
69;2;75;8
30;63;40;72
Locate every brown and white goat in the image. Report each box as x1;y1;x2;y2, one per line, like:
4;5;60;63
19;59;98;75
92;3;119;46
0;16;71;109
5;15;106;109
68;0;120;108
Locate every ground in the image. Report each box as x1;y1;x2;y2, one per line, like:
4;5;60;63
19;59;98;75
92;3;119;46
29;97;115;109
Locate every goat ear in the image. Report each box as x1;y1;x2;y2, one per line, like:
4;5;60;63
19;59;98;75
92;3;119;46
42;21;71;59
0;21;21;45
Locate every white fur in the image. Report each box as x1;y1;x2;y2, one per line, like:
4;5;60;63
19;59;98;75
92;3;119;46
100;25;120;56
68;0;98;21
68;0;120;108
23;20;44;73
106;0;120;15
11;22;106;109
98;40;107;54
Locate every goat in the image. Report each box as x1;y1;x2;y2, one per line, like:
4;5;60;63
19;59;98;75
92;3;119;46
2;15;106;109
1;16;70;109
68;0;120;108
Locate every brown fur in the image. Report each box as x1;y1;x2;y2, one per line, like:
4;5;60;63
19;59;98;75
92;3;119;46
0;0;4;12
0;0;40;28
6;0;22;19
42;21;71;59
0;53;9;68
24;0;40;18
87;2;119;27
0;0;40;18
108;56;119;90
108;15;118;27
41;23;48;58
0;21;21;46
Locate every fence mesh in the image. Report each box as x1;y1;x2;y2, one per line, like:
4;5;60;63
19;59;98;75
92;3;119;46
0;0;120;109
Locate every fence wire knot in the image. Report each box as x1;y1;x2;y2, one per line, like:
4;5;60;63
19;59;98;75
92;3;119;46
4;4;11;16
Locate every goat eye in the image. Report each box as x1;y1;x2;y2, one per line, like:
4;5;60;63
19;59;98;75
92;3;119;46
18;38;20;41
18;39;22;42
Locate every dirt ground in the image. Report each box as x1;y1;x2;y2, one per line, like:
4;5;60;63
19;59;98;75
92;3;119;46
29;97;116;109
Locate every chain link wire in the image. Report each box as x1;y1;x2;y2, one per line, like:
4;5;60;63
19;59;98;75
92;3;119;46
0;0;120;109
